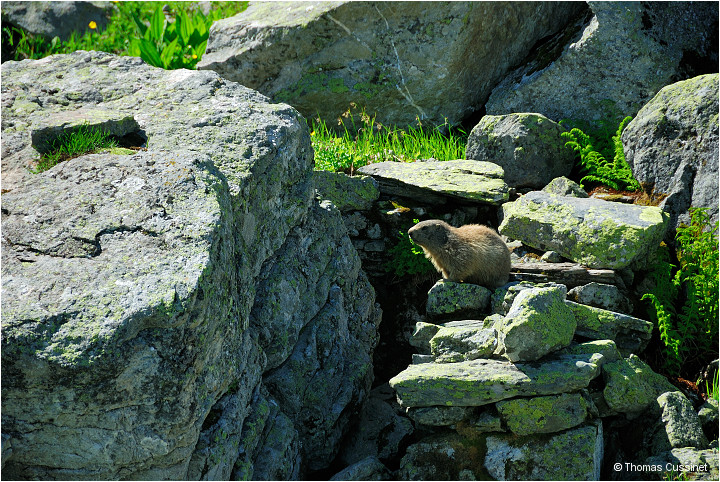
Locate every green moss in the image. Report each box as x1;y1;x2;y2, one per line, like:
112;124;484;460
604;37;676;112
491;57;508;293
353;81;381;99
328;77;349;93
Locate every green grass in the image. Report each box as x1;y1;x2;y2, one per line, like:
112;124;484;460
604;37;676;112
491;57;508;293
33;124;120;173
311;105;467;173
705;369;719;403
2;1;247;68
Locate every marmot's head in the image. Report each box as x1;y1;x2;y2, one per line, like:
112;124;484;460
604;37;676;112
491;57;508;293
408;219;450;248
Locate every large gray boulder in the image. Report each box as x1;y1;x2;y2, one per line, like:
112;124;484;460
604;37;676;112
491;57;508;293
486;2;719;124
198;1;586;127
499;191;668;269
465;113;575;188
623;74;719;236
1;1;112;41
1;51;380;479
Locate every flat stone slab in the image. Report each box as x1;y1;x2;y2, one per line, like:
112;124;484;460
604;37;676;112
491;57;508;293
357;160;509;205
389;351;604;407
499;191;668;269
30;108;139;153
566;301;653;354
510;261;625;289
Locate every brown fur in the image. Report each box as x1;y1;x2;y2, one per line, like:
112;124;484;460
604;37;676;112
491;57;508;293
408;219;511;288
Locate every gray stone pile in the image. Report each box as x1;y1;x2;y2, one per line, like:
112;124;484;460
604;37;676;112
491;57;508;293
383;280;713;480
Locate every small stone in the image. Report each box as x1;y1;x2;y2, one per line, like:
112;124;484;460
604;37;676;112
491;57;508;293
398;433;486;481
645;447;719;481
485;421;603;481
337;386;414;466
655;391;709;451
470;410;504;433
540;251;563;263
330;456;392;481
426;280;491;321
412;354;436;365
567;282;633;314
698;398;719;441
409;322;442;355
429;325;497;363
558;340;622;363
542;176;589;198
364;240;385;252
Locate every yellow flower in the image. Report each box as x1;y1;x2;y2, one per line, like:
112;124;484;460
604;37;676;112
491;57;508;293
192;54;197;59
88;21;97;29
310;131;315;136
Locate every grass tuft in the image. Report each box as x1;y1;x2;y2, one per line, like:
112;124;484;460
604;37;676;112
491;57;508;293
33;124;119;173
311;105;467;174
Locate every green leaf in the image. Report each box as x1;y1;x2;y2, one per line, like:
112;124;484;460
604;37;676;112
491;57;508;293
128;40;141;57
177;10;192;46
160;39;179;69
193;40;207;58
164;22;177;43
137;37;163;68
131;12;148;36
150;6;165;44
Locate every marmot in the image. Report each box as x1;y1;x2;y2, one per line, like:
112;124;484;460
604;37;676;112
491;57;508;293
408;219;511;289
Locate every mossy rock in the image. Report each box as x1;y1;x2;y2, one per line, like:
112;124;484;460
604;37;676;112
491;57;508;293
499;190;668;269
